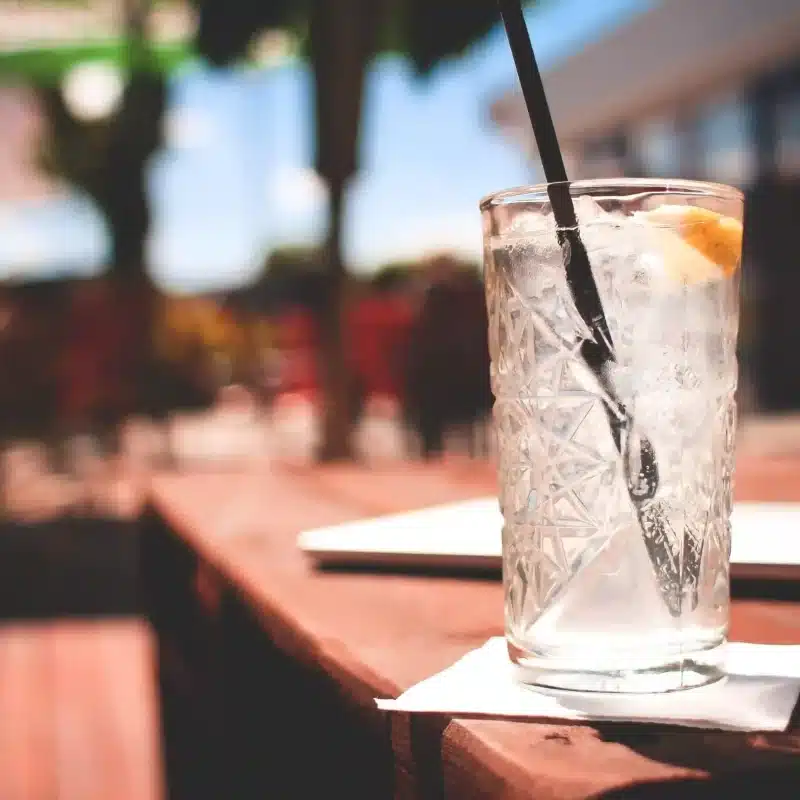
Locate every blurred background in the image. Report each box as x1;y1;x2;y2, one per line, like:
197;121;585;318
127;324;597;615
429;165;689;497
0;0;796;522
0;1;796;793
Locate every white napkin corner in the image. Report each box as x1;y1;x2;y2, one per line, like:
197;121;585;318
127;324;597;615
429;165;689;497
377;638;800;732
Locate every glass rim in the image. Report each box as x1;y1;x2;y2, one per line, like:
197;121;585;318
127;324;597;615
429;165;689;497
479;177;744;211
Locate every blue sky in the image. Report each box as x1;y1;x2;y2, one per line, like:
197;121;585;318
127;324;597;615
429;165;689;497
2;0;656;293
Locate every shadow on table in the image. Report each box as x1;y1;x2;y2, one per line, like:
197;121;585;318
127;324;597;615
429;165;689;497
594;722;800;798
732;578;800;602
315;561;501;581
308;571;799;597
0;514;142;620
597;767;800;798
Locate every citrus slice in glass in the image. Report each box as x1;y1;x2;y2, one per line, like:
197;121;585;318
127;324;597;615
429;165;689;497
638;205;743;284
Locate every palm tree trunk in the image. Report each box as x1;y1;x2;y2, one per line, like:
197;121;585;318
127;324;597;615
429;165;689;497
315;177;352;460
102;0;164;421
310;0;390;461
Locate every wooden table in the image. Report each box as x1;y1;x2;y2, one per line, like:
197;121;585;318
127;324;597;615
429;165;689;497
142;456;800;799
0;620;163;800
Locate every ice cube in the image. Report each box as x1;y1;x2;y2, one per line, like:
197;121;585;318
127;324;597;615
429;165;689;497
501;196;609;238
490;235;567;311
505;209;556;240
572;195;610;226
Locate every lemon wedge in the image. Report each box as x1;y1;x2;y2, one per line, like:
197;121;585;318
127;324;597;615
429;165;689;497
638;205;743;284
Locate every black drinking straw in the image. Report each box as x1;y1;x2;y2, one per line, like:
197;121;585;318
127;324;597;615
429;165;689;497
496;1;682;614
496;0;613;363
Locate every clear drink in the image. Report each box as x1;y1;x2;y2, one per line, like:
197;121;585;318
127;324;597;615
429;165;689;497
481;179;743;692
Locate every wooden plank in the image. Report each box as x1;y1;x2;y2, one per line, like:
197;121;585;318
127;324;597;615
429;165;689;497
286;459;497;517
0;625;55;800
51;620;163;800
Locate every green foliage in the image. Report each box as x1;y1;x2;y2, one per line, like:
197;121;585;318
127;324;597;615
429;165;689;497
191;0;303;67
191;0;518;75
371;261;417;289
2;1;535;85
262;245;325;276
401;0;501;75
0;41;190;86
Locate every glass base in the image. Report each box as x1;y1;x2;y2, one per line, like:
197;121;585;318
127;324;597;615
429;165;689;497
508;639;726;693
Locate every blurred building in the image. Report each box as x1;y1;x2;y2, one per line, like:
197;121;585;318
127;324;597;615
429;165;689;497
490;0;800;413
491;0;799;185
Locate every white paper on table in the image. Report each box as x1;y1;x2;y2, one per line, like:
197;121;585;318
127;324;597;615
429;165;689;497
299;499;800;581
376;638;800;732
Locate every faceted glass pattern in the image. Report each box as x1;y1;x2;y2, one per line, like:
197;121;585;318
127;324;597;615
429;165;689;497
482;181;742;691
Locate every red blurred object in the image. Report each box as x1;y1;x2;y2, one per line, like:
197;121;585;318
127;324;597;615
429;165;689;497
347;294;414;402
60;280;142;428
274;308;319;398
270;295;414;408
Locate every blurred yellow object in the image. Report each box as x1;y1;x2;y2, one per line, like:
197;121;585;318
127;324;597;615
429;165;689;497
252;319;275;349
641;206;743;283
153;296;258;379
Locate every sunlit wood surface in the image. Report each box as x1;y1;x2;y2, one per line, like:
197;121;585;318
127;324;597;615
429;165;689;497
0;620;163;800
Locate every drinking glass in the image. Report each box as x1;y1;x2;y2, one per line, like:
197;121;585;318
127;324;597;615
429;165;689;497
481;179;743;692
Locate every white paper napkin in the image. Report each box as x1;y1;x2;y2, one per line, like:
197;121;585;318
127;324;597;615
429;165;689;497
377;638;800;731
